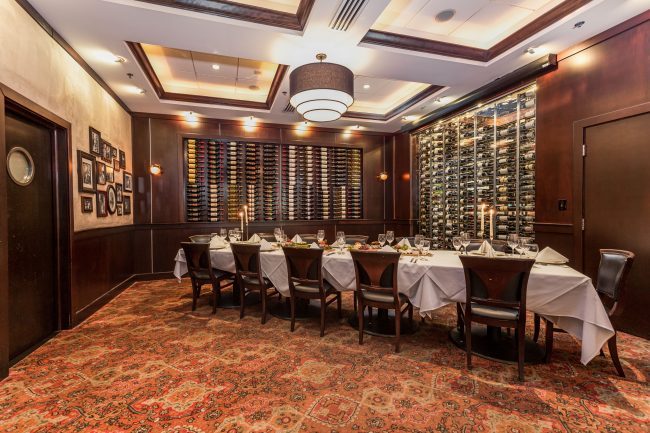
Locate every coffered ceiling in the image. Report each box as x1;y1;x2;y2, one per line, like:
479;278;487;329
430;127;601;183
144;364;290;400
24;0;649;132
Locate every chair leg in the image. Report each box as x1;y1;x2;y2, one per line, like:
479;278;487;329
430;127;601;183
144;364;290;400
191;281;198;311
367;306;373;324
395;306;401;353
465;314;472;370
212;284;218;314
533;314;541;343
608;333;625;377
320;297;326;337
408;303;414;327
357;299;364;345
239;285;245;319
261;288;268;325
290;295;296;332
336;292;342;318
544;319;554;364
353;291;357;313
517;323;525;381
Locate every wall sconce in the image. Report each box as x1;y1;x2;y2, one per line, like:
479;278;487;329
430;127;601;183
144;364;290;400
377;171;389;181
149;163;163;175
185;111;198;123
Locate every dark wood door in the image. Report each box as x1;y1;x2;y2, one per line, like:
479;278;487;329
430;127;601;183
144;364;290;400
583;112;650;338
5;111;57;360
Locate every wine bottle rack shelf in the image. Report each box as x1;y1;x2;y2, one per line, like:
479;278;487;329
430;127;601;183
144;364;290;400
415;84;536;248
184;139;362;222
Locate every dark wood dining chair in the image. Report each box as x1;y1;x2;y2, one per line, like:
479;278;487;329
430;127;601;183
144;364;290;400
465;239;509;253
350;250;412;352
255;232;277;241
534;249;634;376
230;242;279;324
297;234;318;243
282;246;342;336
458;255;535;381
189;234;212;243
180;242;235;314
345;235;369;245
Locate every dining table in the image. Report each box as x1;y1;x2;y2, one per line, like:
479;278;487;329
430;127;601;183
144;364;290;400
173;244;614;365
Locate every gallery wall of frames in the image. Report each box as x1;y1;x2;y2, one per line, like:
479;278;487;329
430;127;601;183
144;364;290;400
77;127;133;219
414;84;536;249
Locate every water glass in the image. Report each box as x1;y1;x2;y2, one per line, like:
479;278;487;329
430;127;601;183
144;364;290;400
336;231;346;253
526;243;539;259
386;230;395;245
421;240;430;254
452;236;462;254
273;227;283;243
517;237;531;255
219;228;228;239
414;234;424;251
317;229;325;243
378;233;386;247
460;232;471;255
228;229;237;243
234;228;242;242
507;234;519;256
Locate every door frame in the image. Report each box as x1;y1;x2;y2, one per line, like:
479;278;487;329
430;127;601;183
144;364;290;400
0;83;73;379
572;101;650;271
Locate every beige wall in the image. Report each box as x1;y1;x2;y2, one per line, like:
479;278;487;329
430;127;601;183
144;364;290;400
0;0;132;231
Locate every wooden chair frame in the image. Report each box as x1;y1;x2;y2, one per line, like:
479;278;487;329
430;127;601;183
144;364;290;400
180;242;234;314
231;243;279;324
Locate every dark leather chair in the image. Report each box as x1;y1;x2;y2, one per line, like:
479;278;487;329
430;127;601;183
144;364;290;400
465;239;509;253
458;255;535;381
180;242;235;313
350;250;413;352
255;232;277;242
231;242;279;324
345;235;369;245
396;236;434;246
282;246;342;336
189;234;212;243
534;249;634;376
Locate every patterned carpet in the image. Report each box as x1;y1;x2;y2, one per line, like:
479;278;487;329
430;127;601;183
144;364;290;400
1;279;648;433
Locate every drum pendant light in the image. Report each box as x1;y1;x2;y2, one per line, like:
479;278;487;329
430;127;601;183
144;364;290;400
289;53;354;122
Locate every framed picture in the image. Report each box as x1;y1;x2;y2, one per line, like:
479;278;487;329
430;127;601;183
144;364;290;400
116;183;123;203
111;146;118;160
81;196;93;213
106;165;114;183
96;191;108;217
123;196;131;215
119;150;126;169
123;172;133;192
101;140;112;162
77;150;96;193
113;158;121;173
106;185;117;215
89;127;101;156
96;161;106;185
117;204;123;216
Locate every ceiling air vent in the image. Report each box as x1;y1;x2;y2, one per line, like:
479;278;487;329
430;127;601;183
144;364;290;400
283;102;295;113
329;0;368;31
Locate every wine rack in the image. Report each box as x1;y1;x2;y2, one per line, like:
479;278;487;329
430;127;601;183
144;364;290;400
415;84;536;247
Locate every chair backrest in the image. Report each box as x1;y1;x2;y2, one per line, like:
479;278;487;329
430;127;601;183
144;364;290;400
230;242;263;282
282;246;324;293
466;239;509;253
255;232;277;241
595;249;635;312
297;234;318;243
350;250;401;303
396;236;434;246
189;234;212;243
181;242;213;280
345;235;369;245
459;256;535;313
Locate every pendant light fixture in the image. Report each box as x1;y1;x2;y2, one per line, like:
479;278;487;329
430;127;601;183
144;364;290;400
289;53;354;122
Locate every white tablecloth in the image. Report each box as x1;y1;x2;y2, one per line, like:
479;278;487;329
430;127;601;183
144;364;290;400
174;248;614;365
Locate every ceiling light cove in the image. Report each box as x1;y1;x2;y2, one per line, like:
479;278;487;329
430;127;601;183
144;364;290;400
289;53;354;123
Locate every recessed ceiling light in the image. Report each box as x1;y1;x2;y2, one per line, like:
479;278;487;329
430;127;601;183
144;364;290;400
253;70;262;75
248;85;260;91
573;20;586;29
113;55;126;63
137;88;146;95
212;64;220;70
526;47;536;55
435;9;456;23
185;111;198;122
402;115;419;122
363;84;370;90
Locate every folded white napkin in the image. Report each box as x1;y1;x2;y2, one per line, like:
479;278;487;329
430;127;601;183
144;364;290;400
260;239;273;251
396;238;412;248
331;239;342;247
291;234;303;243
380;245;395;253
478;240;496;258
210;235;227;249
248;233;261;243
310;242;320;249
536;247;568;264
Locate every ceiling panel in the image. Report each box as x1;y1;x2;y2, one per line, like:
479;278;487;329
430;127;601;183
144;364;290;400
350;75;430;115
451;2;533;42
229;0;301;14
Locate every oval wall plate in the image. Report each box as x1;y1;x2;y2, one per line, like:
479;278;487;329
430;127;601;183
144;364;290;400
6;146;35;186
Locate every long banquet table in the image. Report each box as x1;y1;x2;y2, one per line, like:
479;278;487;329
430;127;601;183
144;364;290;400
174;246;613;365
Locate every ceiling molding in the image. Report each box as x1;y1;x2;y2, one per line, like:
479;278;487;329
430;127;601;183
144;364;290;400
403;54;558;133
14;0;132;113
133;0;315;32
344;84;444;121
362;0;593;62
126;41;288;110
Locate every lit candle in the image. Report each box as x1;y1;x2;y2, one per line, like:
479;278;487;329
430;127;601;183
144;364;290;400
480;204;485;236
489;208;494;240
243;205;248;225
239;211;243;232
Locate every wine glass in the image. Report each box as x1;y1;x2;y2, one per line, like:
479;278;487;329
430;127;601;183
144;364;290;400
234;228;242;242
273;227;282;243
517;237;531;256
386;230;395;246
421;240;430;256
507;234;519;257
336;231;346;254
460;232;471;255
228;229;237;243
219;228;228;239
414;234;424;252
317;229;325;244
378;233;386;247
452;236;462;254
526;243;539;259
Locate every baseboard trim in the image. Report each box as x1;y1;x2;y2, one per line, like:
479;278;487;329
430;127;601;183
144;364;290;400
73;276;136;325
